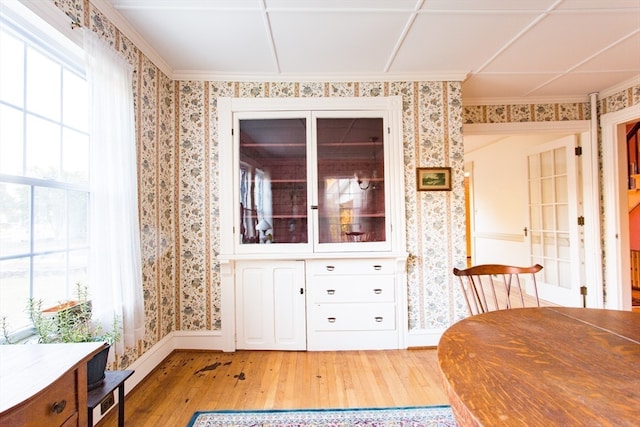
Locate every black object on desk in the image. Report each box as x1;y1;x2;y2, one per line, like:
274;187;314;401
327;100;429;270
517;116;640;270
87;370;134;427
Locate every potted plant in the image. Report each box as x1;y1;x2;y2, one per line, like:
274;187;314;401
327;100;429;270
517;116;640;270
26;283;121;390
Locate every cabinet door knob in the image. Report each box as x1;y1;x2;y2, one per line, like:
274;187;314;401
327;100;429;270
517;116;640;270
51;400;67;414
326;265;335;271
373;265;382;270
373;288;382;294
374;316;384;322
327;317;336;323
326;289;335;295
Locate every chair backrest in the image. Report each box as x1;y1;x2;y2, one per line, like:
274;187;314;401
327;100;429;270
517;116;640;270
453;264;543;315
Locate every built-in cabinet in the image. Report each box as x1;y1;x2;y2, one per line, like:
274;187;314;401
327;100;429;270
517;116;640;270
219;96;407;352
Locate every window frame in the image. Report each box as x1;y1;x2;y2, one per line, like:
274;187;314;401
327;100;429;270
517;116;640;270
0;3;89;341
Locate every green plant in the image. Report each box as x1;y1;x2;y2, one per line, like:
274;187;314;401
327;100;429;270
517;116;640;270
27;282;121;345
1;316;13;344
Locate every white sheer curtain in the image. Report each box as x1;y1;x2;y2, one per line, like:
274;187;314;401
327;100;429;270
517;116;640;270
84;31;145;356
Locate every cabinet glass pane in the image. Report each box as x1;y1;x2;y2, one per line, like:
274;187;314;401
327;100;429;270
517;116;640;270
316;118;385;243
239;119;307;244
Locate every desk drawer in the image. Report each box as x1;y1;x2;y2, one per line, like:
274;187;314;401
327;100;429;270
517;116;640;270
2;369;78;427
306;259;395;275
309;277;395;303
309;303;396;331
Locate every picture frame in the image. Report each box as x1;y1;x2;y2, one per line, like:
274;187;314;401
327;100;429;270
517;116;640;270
416;167;452;191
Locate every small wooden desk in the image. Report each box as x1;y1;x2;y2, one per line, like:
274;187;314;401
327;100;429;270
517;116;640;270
87;370;134;427
438;307;640;427
0;343;104;427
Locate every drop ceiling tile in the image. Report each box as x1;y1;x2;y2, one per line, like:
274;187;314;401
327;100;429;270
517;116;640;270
117;9;276;73
484;11;640;73
420;0;557;12
556;0;640;10
391;12;540;73
266;0;418;10
269;10;410;73
574;32;640;72
530;71;640;97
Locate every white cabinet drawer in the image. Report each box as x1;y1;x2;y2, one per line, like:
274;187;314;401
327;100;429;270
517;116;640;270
310;277;395;303
309;303;396;331
306;259;395;275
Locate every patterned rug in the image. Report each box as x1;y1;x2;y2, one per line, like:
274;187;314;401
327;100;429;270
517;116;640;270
187;405;457;427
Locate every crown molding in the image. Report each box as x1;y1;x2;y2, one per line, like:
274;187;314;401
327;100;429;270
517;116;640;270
463;75;640;106
462;95;590;106
172;70;469;83
463;120;590;135
598;75;640;100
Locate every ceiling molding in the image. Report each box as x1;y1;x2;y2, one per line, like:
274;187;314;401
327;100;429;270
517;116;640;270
172;70;469;83
461;95;590;106
463;120;590;135
597;75;640;100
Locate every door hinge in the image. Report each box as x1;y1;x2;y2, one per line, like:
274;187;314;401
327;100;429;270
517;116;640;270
231;128;234;136
575;146;582;156
577;216;585;226
387;127;390;134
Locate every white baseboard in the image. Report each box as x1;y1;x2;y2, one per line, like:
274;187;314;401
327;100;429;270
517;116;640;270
171;330;225;351
407;328;445;348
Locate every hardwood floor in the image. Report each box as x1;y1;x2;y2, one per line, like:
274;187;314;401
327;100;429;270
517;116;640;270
96;349;449;427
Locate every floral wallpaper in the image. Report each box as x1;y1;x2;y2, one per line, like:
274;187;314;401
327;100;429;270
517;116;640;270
48;0;640;370
463;84;640;124
179;80;468;334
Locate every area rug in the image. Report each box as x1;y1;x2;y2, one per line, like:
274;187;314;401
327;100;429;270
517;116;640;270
187;405;457;427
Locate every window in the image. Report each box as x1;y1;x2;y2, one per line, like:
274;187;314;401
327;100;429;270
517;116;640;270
0;9;88;338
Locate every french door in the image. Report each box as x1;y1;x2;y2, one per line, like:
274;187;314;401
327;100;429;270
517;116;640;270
527;135;583;307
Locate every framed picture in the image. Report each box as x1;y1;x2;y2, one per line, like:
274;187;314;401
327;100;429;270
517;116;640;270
416;167;452;191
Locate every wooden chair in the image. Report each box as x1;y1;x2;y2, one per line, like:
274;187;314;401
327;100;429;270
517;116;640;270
453;264;543;315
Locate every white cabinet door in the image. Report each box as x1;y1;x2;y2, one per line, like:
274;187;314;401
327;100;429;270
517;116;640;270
235;261;306;350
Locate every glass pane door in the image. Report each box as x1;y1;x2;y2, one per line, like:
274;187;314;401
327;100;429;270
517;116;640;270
316;117;386;245
238;118;308;245
527;135;582;306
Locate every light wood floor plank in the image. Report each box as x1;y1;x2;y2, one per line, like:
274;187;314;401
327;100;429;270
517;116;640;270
96;349;448;426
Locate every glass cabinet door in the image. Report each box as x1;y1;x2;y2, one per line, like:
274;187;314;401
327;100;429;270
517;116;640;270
238;118;308;246
315;117;386;245
236;113;390;252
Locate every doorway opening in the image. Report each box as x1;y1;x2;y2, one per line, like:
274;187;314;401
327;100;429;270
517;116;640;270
463;120;600;308
602;106;640;311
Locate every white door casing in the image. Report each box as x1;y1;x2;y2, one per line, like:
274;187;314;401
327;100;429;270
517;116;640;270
601;103;640;311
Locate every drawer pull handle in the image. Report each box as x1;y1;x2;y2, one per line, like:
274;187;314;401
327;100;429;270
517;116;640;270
51;400;67;414
373;288;382;294
375;316;384;322
327;317;336;323
373;265;382;270
326;265;335;271
326;289;335;295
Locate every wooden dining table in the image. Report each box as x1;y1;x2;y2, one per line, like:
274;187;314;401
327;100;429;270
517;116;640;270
437;307;640;427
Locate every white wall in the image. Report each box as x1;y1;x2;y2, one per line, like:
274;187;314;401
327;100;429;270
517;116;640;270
465;134;566;266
